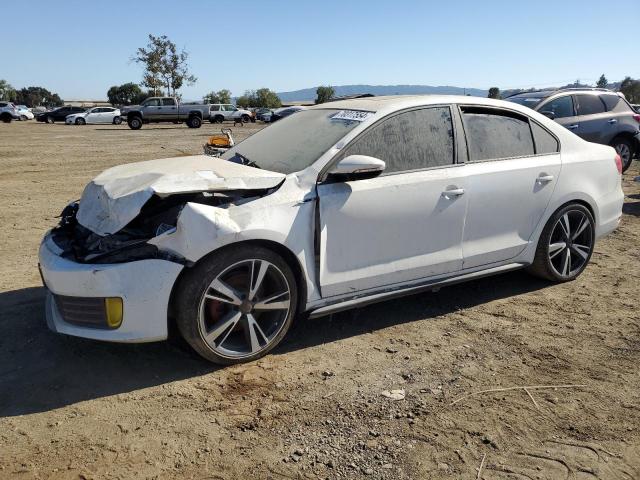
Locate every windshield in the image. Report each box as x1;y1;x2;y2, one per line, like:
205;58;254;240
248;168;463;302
221;109;368;174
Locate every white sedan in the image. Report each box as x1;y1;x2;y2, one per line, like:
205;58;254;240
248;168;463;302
65;107;122;125
39;96;623;364
16;105;34;120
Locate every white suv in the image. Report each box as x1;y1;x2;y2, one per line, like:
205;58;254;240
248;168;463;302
0;102;19;123
209;104;253;124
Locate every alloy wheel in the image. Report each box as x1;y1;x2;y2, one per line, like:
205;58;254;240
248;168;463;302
614;143;631;169
198;259;291;359
548;210;593;278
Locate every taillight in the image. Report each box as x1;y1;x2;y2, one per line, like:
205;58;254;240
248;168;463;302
614;154;622;174
633;114;640;123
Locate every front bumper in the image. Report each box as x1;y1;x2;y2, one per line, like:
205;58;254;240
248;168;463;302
39;232;184;343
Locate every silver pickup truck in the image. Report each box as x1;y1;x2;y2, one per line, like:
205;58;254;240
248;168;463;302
124;97;212;130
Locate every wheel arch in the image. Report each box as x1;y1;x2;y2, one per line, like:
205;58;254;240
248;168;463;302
167;239;308;339
188;110;203;118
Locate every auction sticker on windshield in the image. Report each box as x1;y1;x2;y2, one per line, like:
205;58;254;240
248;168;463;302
330;110;374;122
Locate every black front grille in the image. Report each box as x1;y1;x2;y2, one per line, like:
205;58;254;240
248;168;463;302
53;295;107;329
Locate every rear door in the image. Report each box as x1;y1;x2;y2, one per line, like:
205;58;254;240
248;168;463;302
574;94;608;143
160;98;178;120
85;108;101;123
537;94;580;134
317;106;468;298
458;106;561;268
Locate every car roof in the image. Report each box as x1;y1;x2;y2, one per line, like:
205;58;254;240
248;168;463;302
307;94;538;113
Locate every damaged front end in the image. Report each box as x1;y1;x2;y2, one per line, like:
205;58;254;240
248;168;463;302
50;189;268;264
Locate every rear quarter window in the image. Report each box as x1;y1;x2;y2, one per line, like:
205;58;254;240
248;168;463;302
600;94;632;113
461;108;534;161
531;122;559;154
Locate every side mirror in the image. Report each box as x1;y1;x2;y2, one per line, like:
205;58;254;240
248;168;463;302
327;154;386;181
540;110;555;120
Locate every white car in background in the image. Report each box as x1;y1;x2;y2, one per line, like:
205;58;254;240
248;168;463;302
209;104;253;124
65;107;122;125
39;95;623;365
16;105;34;120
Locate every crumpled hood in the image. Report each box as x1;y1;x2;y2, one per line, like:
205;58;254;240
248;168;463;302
76;155;285;236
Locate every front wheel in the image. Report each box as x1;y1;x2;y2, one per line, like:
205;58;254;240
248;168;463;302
127;116;142;130
612;137;634;173
76;118;85;125
175;245;298;365
527;203;595;282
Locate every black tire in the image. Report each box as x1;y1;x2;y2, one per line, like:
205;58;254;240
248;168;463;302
187;115;202;128
20;115;28;121
0;113;11;123
175;245;298;365
113;116;122;125
128;116;142;130
46;116;55;124
76;118;85;125
214;115;224;124
241;114;250;124
527;203;595;282
611;137;634;173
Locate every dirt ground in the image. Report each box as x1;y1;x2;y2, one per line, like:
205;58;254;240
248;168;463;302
0;120;639;480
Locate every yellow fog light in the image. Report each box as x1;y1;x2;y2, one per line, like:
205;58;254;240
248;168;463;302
104;297;123;329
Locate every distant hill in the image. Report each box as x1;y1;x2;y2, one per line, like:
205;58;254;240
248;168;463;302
277;84;488;102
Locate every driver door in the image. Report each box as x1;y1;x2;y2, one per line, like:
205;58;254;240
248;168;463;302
317;106;467;298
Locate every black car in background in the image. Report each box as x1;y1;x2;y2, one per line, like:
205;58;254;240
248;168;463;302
271;106;306;122
506;88;640;172
36;106;86;124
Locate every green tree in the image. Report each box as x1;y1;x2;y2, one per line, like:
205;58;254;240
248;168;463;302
133;34;197;97
107;82;148;105
487;87;501;99
203;89;232;104
596;74;608;88
254;88;281;108
14;87;63;107
620;76;640;103
235;94;252;108
315;85;335;104
0;79;16;101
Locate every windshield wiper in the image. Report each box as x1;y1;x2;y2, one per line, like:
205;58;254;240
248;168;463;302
227;152;261;169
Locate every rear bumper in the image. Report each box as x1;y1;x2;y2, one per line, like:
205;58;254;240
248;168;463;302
39;232;184;343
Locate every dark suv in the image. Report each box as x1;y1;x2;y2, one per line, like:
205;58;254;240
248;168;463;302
36;106;86;124
506;88;640;172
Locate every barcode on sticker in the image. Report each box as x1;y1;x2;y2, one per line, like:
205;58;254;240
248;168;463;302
330;110;374;122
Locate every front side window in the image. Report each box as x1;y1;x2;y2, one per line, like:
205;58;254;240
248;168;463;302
211;105;220;111
576;95;606;115
143;99;160;107
462;107;534;161
339;107;454;174
538;96;574;118
221;109;365;174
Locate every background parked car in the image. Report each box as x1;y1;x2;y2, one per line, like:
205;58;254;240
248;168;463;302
65;107;122;125
254;108;274;122
209;104;254;124
125;97;211;129
270;105;306;122
506;88;640;171
16;105;34;120
633;104;640;113
36;106;86;123
0;101;19;123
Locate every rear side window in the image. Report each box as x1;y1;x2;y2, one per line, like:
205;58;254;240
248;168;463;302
340;107;454;173
531;122;559;154
600;94;631;113
538;96;574;118
211;105;220;111
162;98;176;106
576;95;605;115
461;108;534;161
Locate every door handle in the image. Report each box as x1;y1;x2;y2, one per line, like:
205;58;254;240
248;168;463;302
568;124;579;130
442;188;465;198
608;118;617;124
537;174;554;183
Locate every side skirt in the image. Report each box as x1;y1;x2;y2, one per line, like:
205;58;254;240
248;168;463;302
307;262;526;319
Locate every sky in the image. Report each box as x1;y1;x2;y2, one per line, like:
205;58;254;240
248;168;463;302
2;0;638;101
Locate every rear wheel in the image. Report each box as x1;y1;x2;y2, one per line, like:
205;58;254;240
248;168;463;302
175;245;298;365
46;116;55;124
187;115;202;128
128;116;142;130
612;137;634;173
20;115;27;121
241;114;250;124
113;116;122;125
527;203;595;282
214;115;224;124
